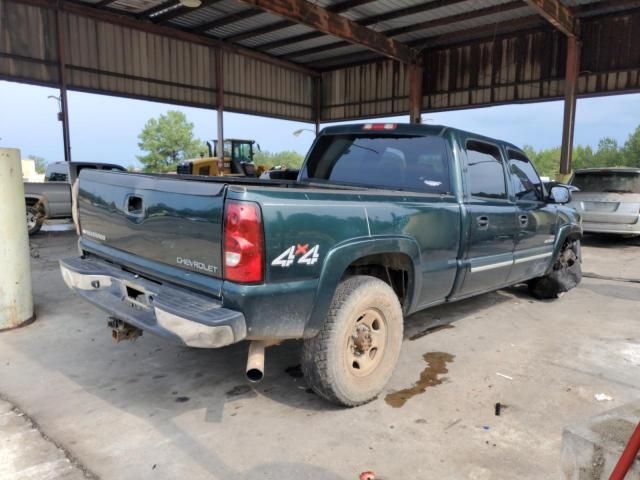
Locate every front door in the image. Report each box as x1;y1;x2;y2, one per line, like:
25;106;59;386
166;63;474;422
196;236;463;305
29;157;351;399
456;140;517;298
506;149;557;282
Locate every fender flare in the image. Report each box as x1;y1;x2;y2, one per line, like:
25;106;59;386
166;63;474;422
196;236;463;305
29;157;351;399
545;223;582;275
303;236;422;337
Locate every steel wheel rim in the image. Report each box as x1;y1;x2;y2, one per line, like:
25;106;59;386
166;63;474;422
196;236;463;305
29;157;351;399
26;211;37;230
345;308;387;377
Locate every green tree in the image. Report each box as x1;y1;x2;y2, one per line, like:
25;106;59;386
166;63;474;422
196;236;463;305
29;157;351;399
254;150;305;170
28;154;47;174
572;144;595;170
137;111;206;173
591;137;620;167
524;144;561;178
622;125;640;167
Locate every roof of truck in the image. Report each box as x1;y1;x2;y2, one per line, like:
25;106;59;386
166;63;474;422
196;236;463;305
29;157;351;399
320;123;523;152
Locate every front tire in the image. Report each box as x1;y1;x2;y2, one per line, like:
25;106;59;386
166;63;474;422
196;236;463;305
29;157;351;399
26;206;43;236
528;239;582;299
302;275;403;407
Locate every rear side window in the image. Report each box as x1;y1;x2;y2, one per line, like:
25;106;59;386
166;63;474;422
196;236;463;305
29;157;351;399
301;134;451;194
466;141;507;199
508;150;543;201
48;172;68;182
571;171;640;193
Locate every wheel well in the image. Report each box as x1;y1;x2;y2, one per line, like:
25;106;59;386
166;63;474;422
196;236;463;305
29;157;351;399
343;253;413;309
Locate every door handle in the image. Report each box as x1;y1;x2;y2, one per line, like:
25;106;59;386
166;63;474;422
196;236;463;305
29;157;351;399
125;195;144;216
519;214;528;227
476;216;489;229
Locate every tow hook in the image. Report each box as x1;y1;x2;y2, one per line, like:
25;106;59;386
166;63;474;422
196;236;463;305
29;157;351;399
107;317;143;342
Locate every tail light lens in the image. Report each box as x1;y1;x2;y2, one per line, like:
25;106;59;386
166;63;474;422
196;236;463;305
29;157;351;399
223;200;264;283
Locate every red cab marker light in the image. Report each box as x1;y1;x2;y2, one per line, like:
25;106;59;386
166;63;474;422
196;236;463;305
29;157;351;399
363;123;396;130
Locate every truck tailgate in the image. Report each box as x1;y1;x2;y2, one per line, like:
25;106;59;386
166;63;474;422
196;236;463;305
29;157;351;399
77;170;225;280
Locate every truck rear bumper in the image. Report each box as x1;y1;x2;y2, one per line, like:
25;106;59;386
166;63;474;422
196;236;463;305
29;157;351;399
59;256;246;348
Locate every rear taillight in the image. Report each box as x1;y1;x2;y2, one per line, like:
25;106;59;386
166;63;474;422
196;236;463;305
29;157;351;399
223;200;264;283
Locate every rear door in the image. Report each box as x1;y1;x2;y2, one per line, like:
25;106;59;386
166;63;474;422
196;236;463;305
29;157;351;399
456;140;517;298
506;149;557;282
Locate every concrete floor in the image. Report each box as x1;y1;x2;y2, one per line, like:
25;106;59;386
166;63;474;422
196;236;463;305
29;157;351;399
0;232;638;480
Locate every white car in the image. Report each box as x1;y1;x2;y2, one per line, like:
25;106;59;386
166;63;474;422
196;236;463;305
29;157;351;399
568;167;640;236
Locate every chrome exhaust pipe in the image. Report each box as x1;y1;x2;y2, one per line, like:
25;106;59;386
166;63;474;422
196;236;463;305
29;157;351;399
246;341;266;382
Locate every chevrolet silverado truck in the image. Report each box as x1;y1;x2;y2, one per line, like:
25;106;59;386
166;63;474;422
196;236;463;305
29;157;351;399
24;161;126;235
60;124;582;406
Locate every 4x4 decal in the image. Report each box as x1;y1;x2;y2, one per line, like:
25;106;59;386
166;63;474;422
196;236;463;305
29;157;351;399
272;244;320;267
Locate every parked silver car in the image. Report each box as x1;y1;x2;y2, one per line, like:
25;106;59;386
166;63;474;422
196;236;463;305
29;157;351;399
568;167;640;236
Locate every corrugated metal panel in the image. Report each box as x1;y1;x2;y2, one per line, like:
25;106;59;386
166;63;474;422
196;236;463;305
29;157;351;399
322;60;408;120
212;12;283;38
222;49;312;119
3;0;639;124
393;6;534;43
322;8;640;120
238;24;314;48
579;7;640;96
269;33;351;56
168;2;246;29
0;0;314;121
108;0;157;14
62;11;218;107
0;0;59;85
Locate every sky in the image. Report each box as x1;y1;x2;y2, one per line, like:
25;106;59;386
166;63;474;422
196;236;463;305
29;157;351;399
1;79;639;168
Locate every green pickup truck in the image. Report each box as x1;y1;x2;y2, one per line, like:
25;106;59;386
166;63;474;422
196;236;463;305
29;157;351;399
60;123;582;406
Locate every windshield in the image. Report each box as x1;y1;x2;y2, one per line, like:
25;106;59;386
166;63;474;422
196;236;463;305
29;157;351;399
301;134;452;194
571;171;640;193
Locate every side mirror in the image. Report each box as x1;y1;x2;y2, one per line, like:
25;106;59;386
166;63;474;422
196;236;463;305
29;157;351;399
549;185;571;204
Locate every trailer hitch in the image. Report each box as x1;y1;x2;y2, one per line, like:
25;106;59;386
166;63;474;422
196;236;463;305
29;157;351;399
107;318;142;343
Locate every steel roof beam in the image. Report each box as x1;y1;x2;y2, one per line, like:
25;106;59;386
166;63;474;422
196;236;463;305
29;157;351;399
523;0;576;36
223;0;378;43
256;0;469;52
237;0;417;63
283;1;524;60
315;15;546;71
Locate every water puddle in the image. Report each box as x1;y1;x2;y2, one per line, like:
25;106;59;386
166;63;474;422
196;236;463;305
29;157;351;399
409;324;454;341
384;352;455;408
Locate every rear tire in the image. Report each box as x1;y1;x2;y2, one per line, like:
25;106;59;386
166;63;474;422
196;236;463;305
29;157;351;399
26;206;42;236
528;239;582;299
302;275;403;407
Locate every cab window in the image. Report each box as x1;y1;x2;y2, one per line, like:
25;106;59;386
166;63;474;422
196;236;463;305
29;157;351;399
466;141;507;199
508;150;543;201
301;134;451;194
48;172;68;182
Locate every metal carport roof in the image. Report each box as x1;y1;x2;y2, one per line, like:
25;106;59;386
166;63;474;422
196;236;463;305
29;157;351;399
1;0;640;171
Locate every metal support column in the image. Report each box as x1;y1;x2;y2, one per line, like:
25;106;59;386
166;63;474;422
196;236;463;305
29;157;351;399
0;148;34;331
216;49;224;169
560;36;580;175
313;76;322;136
408;63;424;124
55;6;72;163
